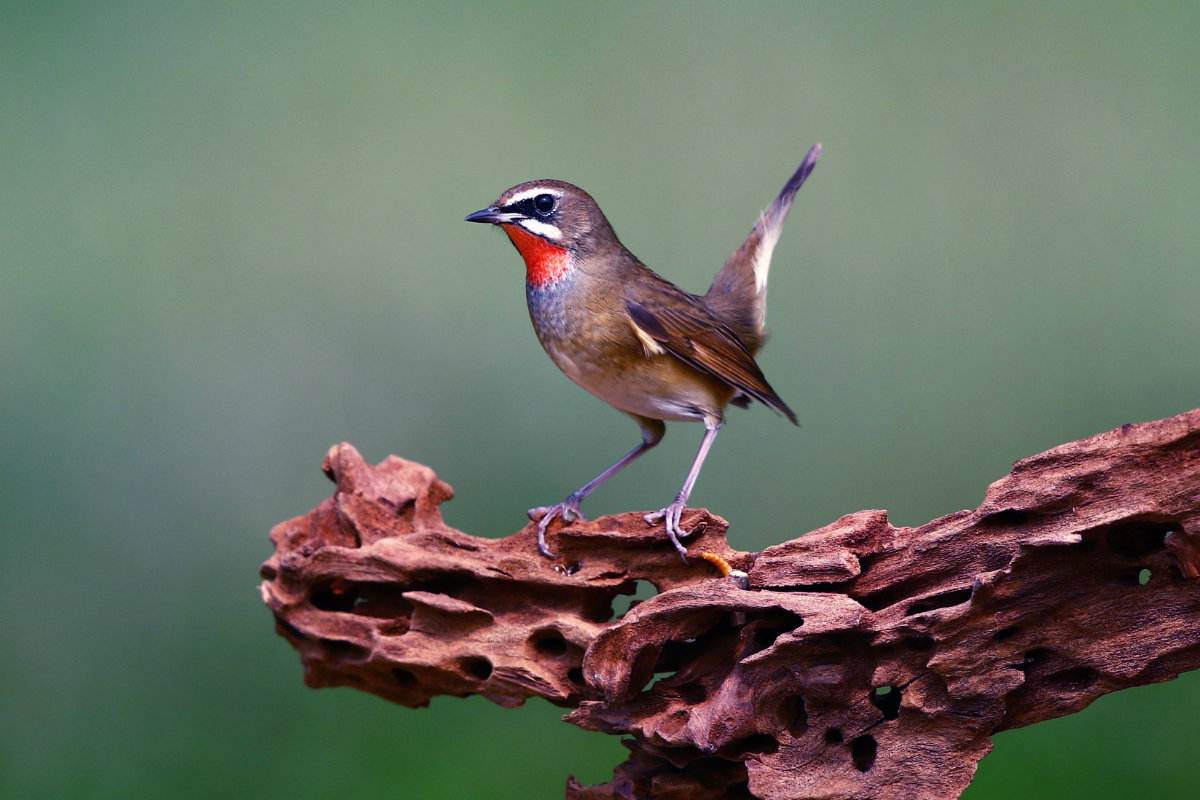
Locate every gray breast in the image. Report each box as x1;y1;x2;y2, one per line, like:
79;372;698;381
526;275;577;343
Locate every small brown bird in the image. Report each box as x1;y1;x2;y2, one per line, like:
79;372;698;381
466;144;821;559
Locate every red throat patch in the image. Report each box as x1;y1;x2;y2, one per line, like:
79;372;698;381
501;224;570;287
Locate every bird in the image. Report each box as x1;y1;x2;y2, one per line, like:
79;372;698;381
465;144;821;560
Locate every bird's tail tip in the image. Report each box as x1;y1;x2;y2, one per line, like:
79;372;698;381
776;398;800;427
777;142;823;203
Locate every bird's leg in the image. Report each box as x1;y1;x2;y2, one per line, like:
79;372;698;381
530;421;665;558
645;421;722;560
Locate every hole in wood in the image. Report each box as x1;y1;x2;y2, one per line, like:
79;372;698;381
1018;647;1051;675
743;613;804;657
1050;666;1098;691
725;734;779;757
780;695;808;737
310;580;415;619
981;508;1030;527
310;579;358;612
906;586;973;616
378;496;415;517
648;669;679;691
870;685;901;720
322;639;368;662
1105;519;1173;559
904;635;936;651
994;625;1019;641
824;727;843;744
460;656;493;681
629;614;736;694
611;579;658;619
531;628;568;656
850;735;878;771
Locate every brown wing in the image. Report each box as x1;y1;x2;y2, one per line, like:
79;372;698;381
625;280;798;425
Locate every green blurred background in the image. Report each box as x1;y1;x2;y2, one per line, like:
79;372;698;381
3;1;1198;797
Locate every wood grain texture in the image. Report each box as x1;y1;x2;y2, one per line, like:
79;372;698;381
260;408;1200;799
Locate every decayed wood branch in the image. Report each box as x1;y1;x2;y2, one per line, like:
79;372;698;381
260;409;1200;799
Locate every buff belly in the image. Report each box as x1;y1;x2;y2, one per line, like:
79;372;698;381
571;354;734;424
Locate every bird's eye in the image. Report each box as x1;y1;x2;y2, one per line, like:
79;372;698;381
533;193;556;216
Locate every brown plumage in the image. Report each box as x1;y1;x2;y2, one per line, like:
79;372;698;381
625;288;796;425
465;144;821;559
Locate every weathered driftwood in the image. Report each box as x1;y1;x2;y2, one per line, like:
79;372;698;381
260;409;1200;799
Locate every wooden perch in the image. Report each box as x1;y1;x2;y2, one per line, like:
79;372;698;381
260;409;1200;799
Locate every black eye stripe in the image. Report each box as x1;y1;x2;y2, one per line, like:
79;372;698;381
502;194;557;219
502;198;537;217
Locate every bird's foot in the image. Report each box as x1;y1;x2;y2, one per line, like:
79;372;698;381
644;498;693;561
528;495;587;558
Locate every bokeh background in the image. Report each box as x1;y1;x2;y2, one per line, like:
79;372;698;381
4;2;1198;797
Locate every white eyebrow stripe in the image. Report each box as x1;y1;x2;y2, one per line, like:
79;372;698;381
504;187;564;205
517;218;563;240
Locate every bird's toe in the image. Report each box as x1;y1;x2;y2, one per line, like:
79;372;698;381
646;501;692;560
529;498;589;559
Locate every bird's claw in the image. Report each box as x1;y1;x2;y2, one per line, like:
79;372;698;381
645;499;692;561
528;496;586;558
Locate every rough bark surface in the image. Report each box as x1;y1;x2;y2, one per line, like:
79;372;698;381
260;409;1200;799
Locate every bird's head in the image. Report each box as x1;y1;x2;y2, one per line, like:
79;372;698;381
465;180;616;286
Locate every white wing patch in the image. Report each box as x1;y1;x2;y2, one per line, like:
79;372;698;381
628;316;666;357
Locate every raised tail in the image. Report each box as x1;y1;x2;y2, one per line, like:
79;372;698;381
704;143;821;351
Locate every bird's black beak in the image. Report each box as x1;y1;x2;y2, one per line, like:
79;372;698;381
465;207;513;225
